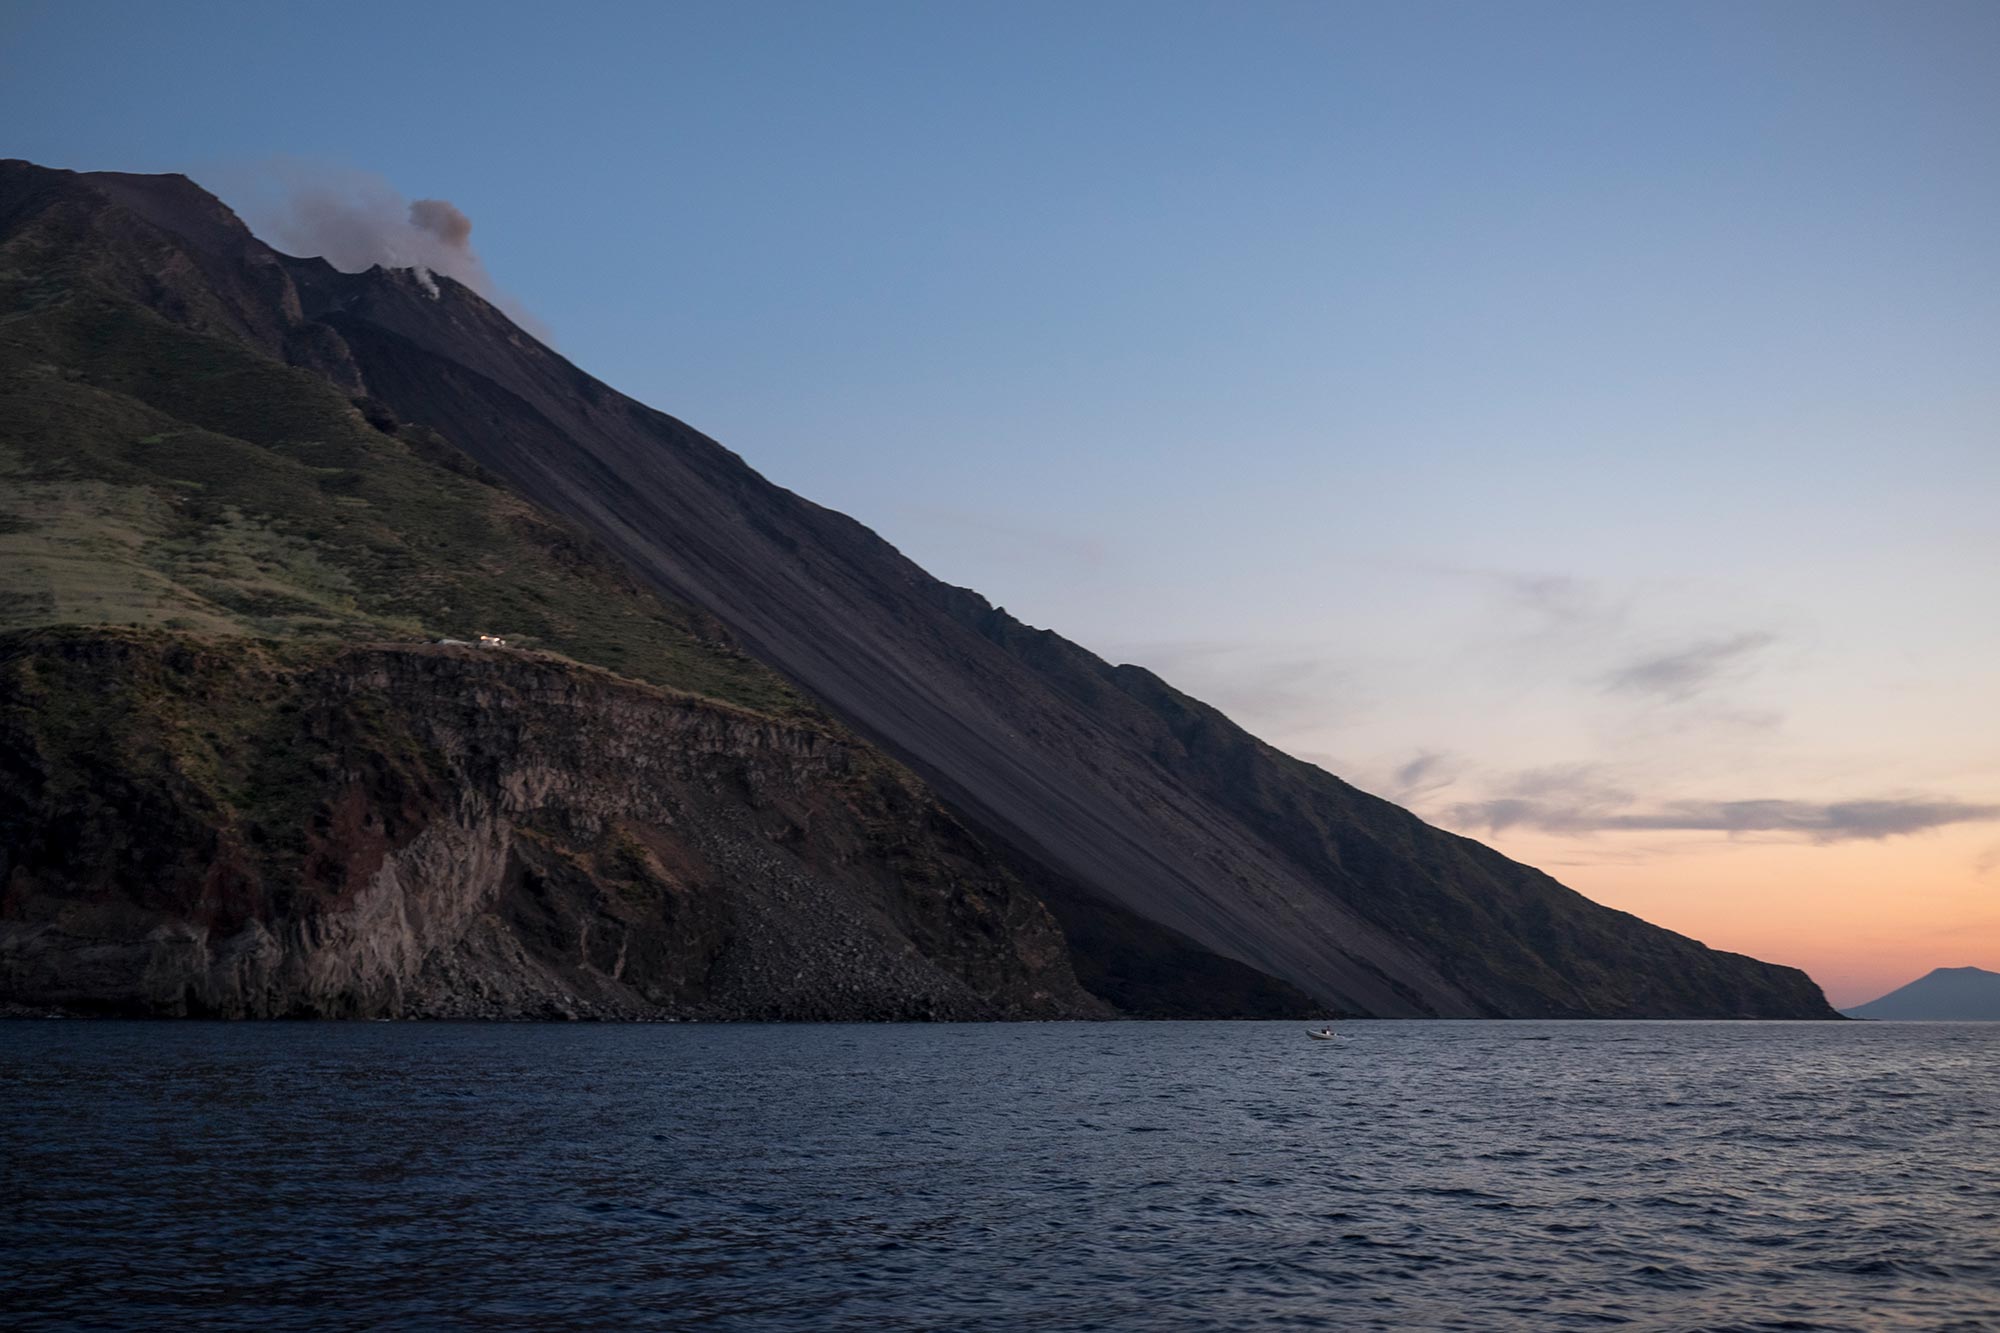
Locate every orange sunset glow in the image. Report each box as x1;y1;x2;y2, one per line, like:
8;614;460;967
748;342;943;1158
1479;827;2000;1009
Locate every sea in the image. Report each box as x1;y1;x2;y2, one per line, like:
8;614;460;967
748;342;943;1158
3;1020;1995;1331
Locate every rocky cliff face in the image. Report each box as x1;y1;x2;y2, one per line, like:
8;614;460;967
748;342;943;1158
0;630;1098;1019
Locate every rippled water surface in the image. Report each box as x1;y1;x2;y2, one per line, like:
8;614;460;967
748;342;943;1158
4;1020;1997;1330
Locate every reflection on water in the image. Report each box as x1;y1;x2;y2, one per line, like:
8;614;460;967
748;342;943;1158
4;1020;1997;1330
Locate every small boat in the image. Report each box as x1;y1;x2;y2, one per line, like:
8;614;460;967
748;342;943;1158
1306;1027;1338;1041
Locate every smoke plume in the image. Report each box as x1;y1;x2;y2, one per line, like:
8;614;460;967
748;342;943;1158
408;198;473;250
233;162;549;341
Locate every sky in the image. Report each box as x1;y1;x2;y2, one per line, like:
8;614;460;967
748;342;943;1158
4;0;1995;1006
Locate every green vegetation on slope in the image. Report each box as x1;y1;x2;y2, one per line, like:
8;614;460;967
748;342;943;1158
0;283;806;716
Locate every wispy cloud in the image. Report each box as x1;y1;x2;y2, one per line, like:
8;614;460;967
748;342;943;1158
1413;564;1625;636
1435;763;1629;833
1602;632;1775;702
1384;749;1459;804
1446;790;2000;843
1501;572;1608;628
1108;639;1359;738
893;504;1108;571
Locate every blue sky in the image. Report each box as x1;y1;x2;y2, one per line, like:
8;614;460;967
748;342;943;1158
4;0;1997;1001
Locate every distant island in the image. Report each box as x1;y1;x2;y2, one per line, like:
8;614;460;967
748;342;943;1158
1843;967;2000;1020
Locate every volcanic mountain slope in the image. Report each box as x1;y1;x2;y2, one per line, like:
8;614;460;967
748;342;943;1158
0;160;1838;1018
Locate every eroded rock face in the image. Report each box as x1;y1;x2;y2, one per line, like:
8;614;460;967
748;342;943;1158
0;631;1100;1020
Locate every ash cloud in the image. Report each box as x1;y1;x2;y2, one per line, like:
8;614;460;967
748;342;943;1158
236;163;549;342
408;198;473;250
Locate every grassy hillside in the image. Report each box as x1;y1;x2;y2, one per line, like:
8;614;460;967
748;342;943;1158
0;285;805;716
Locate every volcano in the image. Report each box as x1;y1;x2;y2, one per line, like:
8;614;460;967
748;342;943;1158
0;160;1837;1019
1844;968;2000;1021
